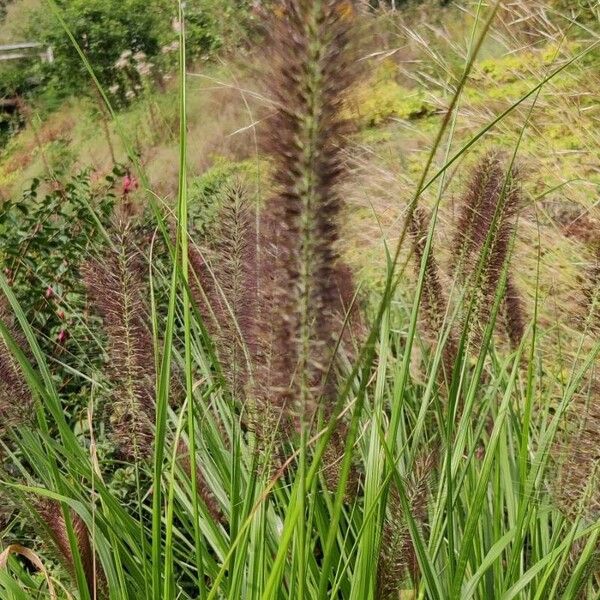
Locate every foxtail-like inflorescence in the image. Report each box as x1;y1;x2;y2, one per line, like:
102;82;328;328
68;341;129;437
555;381;600;521
409;206;457;383
0;297;33;436
189;181;258;402
581;248;600;334
259;0;360;424
377;450;434;597
35;499;100;597
83;218;155;461
452;151;525;349
451;151;505;277
554;249;600;523
176;440;225;525
502;274;526;350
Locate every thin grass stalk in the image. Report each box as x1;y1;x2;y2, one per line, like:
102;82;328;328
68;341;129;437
176;3;207;597
151;149;179;600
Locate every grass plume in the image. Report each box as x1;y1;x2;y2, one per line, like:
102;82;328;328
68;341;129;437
83;218;155;461
189;180;257;402
377;450;434;598
259;0;360;423
35;499;100;597
452;151;524;348
409;206;457;382
0;297;33;435
176;440;225;526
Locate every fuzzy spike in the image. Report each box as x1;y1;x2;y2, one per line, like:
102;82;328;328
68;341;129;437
0;297;33;435
35;499;100;596
260;0;360;422
83;219;154;461
555;381;600;521
409;206;457;382
581;248;600;334
176;440;225;525
189;181;257;400
377;450;435;597
451;151;505;276
502;274;526;350
453;152;524;347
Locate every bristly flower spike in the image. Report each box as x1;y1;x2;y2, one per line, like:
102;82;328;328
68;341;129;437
83;218;155;461
259;0;360;423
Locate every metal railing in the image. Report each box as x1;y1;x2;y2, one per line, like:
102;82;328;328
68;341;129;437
0;42;54;63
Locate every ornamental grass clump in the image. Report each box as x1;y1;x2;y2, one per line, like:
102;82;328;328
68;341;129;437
2;1;600;598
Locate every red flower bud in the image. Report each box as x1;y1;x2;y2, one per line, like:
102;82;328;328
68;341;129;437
122;174;139;195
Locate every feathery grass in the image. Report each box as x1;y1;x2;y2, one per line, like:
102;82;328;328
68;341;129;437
0;1;599;599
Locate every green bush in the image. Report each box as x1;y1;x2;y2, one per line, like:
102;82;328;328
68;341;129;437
27;0;173;102
22;0;250;107
0;169;116;413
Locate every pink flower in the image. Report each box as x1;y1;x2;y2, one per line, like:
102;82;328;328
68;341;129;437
122;173;139;195
45;286;54;299
57;330;69;344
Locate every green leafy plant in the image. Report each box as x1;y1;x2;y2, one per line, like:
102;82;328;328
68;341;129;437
0;170;115;410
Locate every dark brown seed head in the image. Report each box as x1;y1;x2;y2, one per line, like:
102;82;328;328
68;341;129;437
83;219;155;461
409;206;457;384
259;0;361;423
35;499;99;596
453;152;524;348
0;297;33;436
176;440;225;526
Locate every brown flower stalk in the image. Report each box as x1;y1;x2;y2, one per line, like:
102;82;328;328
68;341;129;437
377;450;435;598
452;151;525;349
581;248;600;334
176;440;225;525
189;181;257;402
0;297;33;436
35;499;101;597
259;0;360;423
83;219;155;461
188;2;363;478
190;199;287;464
502;274;526;350
451;152;505;276
409;206;457;383
552;249;600;542
555;381;600;522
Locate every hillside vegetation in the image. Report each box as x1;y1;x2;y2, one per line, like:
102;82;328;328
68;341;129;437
0;1;599;599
